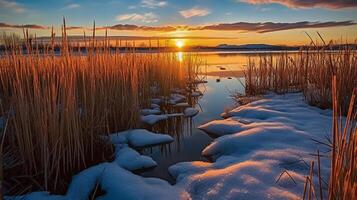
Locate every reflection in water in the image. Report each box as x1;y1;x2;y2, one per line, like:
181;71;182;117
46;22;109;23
139;75;245;183
139;51;290;183
177;51;183;62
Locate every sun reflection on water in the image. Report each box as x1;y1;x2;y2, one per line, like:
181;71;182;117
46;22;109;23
177;51;183;62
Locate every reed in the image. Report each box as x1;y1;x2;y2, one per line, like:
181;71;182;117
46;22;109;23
328;77;356;200
244;44;357;114
0;22;191;194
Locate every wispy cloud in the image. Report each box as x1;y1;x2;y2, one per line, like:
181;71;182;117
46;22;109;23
0;22;46;29
239;0;357;9
179;7;210;19
64;3;80;9
0;0;25;13
2;21;355;33
116;12;158;23
194;21;357;33
108;24;176;31
141;0;167;8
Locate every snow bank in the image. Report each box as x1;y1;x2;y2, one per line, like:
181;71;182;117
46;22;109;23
169;93;186;105
184;107;199;117
191;91;203;97
109;129;174;148
7;93;333;200
114;144;157;171
170;93;332;200
141;113;184;125
141;114;168;125
141;108;161;116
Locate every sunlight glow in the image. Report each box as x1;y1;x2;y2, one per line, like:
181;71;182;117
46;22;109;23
177;52;183;62
176;40;185;48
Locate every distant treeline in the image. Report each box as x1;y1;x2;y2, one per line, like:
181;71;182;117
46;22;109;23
1;43;356;54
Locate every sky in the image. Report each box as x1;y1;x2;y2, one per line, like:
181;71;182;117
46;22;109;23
0;0;357;46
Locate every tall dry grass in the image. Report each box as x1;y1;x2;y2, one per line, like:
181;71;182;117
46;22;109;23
244;45;356;114
328;77;356;199
0;22;191;194
302;77;356;200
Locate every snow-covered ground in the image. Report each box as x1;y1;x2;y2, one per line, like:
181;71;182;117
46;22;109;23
170;93;332;199
6;93;333;200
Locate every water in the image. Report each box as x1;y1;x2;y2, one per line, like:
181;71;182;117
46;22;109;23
139;51;249;183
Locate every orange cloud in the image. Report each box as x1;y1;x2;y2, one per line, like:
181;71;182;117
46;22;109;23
0;22;46;29
194;21;357;33
240;0;357;9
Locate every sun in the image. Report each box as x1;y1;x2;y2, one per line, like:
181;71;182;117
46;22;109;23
175;40;184;48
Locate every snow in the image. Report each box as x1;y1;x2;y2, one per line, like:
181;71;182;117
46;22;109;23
170;93;332;199
109;129;174;148
191;91;203;97
141;113;184;125
169;93;186;105
6;93;334;200
151;98;163;104
184;107;199;117
126;129;174;148
151;103;160;109
141;108;161;116
6;128;180;200
173;102;190;108
114;144;157;171
141;114;168;125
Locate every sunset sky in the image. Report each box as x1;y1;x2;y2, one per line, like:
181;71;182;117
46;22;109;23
0;0;357;46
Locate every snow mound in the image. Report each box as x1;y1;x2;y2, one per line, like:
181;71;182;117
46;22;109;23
169;93;186;105
151;98;163;104
141;108;161;116
173;102;190;108
109;129;174;148
141;114;168;125
171;93;333;200
141;113;184;125
114;144;157;171
127;129;174;148
184;107;199;117
191;91;203;97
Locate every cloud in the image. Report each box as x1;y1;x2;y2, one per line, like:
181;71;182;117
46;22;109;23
64;3;80;9
116;12;158;23
66;26;84;30
0;0;25;13
1;21;355;33
108;24;176;32
0;22;46;29
239;0;357;9
141;0;167;8
194;21;357;33
179;7;210;19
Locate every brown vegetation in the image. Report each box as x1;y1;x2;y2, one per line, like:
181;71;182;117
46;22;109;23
0;21;197;195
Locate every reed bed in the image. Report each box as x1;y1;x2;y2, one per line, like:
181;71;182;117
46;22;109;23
244;46;357;114
0;25;193;194
302;78;356;200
